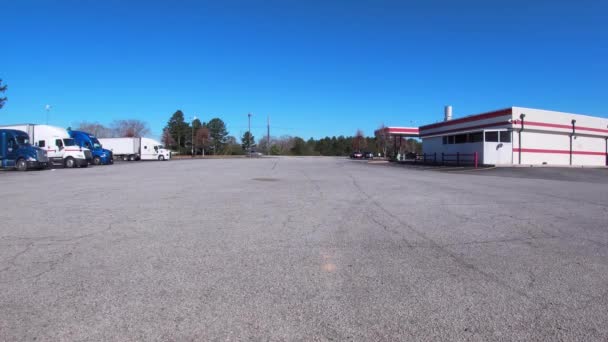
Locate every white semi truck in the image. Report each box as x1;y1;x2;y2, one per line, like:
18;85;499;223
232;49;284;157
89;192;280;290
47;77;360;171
99;137;171;161
0;124;92;168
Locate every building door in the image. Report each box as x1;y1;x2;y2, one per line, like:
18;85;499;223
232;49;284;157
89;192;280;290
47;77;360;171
483;130;512;165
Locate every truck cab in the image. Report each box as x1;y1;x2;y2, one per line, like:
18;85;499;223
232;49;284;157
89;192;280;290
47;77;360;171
68;130;113;165
0;129;49;171
140;138;171;161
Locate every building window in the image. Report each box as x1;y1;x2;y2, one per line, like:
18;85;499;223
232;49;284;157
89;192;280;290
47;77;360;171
469;132;483;143
500;131;511;143
485;131;498;142
442;136;447;144
455;134;467;144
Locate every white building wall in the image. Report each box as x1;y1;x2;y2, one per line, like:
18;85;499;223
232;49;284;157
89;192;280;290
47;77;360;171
511;107;608;166
421;109;512;137
421;107;607;166
422;137;483;164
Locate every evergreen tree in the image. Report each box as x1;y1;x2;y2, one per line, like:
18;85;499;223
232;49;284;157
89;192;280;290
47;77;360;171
165;110;190;153
207;118;229;154
241;131;255;151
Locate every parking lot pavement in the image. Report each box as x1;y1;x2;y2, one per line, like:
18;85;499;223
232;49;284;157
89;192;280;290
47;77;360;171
1;157;607;341
389;160;608;183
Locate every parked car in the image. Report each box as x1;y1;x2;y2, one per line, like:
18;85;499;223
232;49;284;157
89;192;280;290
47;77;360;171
363;152;374;159
350;152;363;159
0;129;49;171
246;151;263;157
405;152;418;160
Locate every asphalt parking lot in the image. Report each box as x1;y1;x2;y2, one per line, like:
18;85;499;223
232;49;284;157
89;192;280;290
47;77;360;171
1;157;607;341
390;160;608;184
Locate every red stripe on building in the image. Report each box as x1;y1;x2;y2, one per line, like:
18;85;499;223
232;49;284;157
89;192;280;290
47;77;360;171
419;108;512;131
382;128;419;134
420;121;511;137
513;148;607;156
525;121;608;134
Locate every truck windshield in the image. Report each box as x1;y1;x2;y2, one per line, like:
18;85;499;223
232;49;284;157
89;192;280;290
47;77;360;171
91;137;102;149
16;135;30;145
156;145;164;149
63;138;77;146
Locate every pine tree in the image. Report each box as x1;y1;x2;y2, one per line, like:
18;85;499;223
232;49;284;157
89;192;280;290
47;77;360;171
165;110;190;152
207;118;229;154
241;131;255;151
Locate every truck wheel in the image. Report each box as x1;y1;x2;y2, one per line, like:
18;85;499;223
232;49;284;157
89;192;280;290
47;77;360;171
65;157;76;168
158;155;165;161
16;158;28;171
93;156;102;165
128;155;135;161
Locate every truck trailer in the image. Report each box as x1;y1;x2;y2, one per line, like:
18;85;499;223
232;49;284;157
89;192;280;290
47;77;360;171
0;124;92;168
98;137;171;161
0;129;49;171
68;130;114;165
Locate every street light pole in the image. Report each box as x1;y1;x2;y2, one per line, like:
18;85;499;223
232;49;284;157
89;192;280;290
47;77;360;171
192;116;197;157
248;113;252;155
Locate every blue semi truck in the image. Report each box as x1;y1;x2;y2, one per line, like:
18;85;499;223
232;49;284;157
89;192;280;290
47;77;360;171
0;129;49;171
68;130;113;165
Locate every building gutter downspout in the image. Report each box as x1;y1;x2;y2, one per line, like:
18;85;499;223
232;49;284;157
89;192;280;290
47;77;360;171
518;113;525;164
570;119;576;166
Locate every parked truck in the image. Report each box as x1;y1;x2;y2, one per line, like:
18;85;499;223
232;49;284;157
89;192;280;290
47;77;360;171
0;129;49;171
68;130;114;165
98;137;171;161
0;124;92;168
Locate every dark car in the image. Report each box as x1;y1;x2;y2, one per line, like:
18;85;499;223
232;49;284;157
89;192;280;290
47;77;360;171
363;152;374;159
350;152;363;159
405;152;418;160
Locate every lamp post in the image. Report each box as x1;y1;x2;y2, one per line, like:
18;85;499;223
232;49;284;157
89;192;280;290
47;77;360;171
191;116;197;157
248;113;252;155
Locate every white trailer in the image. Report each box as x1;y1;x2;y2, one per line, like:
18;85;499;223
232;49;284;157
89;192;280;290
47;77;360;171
0;124;92;168
99;137;171;161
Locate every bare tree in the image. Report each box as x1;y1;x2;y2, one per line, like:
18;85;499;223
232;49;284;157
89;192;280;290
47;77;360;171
353;129;366;152
162;128;176;147
194;126;210;155
73;121;113;137
111;119;150;137
375;124;388;157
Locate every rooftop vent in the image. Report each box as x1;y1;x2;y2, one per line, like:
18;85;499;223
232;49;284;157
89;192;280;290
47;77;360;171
444;105;452;121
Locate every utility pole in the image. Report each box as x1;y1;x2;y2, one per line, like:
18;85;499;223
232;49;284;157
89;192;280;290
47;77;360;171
248;113;252;156
191;116;197;157
267;115;270;155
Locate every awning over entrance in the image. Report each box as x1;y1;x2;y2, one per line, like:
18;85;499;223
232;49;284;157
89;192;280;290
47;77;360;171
374;127;419;137
374;127;420;160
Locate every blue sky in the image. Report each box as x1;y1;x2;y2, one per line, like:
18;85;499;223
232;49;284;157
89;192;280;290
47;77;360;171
2;0;607;140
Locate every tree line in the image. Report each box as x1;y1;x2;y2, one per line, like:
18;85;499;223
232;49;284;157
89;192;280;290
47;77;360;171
1;81;421;158
163;110;422;157
73;120;150;138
